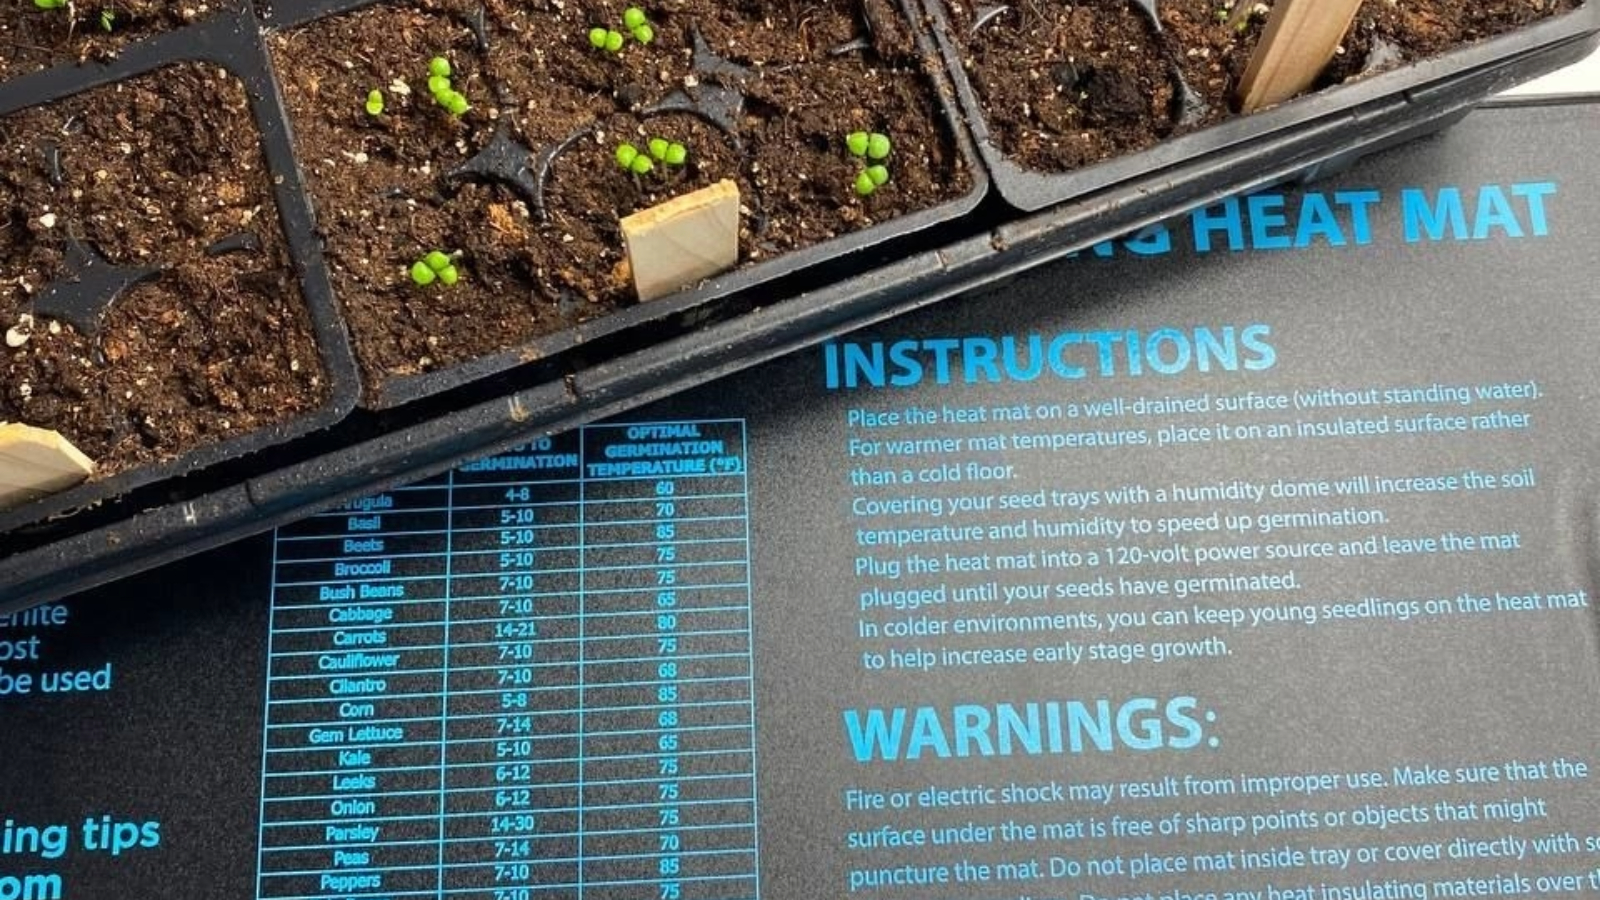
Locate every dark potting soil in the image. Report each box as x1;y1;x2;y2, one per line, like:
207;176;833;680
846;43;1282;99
269;0;971;391
951;0;1583;174
0;64;330;478
0;1;230;82
949;0;1183;172
1320;0;1584;83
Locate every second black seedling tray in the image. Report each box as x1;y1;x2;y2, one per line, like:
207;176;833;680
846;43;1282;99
254;0;989;408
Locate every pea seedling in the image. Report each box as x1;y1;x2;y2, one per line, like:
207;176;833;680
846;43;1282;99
589;27;626;52
411;250;461;287
33;0;68;9
845;131;892;196
590;7;654;53
425;56;471;117
623;7;655;44
616;142;655;176
647;137;688;167
365;89;385;116
854;165;889;196
617;137;688;178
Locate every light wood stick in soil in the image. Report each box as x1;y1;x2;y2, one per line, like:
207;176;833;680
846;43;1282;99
1238;0;1366;112
621;180;741;302
0;422;95;510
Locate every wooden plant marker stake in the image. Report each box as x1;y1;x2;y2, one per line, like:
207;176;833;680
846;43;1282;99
0;423;95;510
621;180;740;302
1237;0;1366;113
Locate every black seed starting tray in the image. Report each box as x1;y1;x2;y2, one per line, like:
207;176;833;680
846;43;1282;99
0;0;1595;603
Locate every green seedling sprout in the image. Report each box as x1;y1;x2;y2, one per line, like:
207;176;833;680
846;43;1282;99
846;131;892;160
592;8;652;52
846;131;892;196
619;137;688;179
854;165;890;196
425;56;471;116
615;142;655;176
411;250;460;287
590;26;625;52
646;137;686;166
623;7;654;43
33;0;67;9
99;8;114;29
365;89;385;116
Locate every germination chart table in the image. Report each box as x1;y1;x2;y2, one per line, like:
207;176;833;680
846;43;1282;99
255;420;758;900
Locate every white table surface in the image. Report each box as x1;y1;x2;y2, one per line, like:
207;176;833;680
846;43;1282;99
1505;46;1600;96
